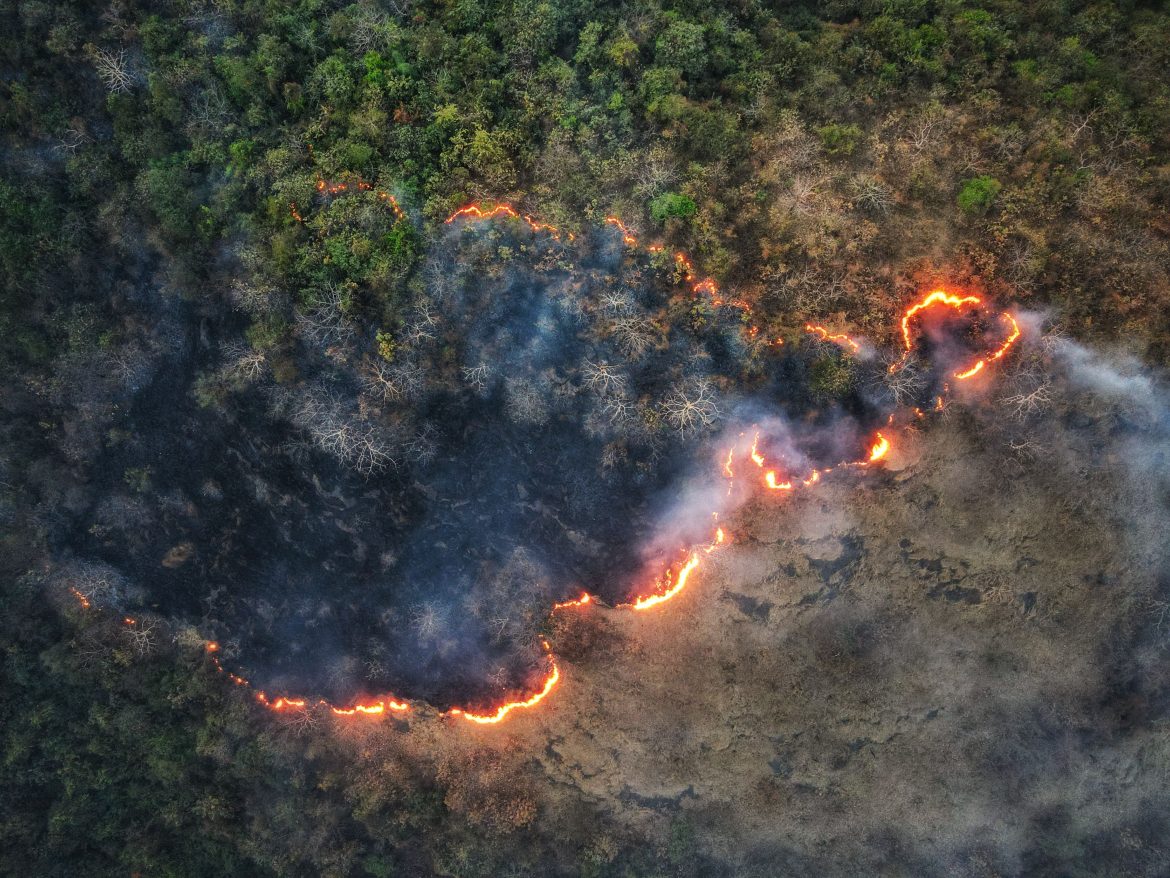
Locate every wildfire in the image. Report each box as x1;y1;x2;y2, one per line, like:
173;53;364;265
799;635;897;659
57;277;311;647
553;592;593;610
289;177;405;224
330;700;409;716
605;216;638;246
59;203;1022;730
445;202;564;238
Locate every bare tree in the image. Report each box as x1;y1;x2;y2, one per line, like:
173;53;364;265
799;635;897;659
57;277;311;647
851;174;893;214
361;359;423;403
598;290;635;316
1002;382;1054;422
404;422;439;466
601;390;635;426
295;391;397;476
54;125;89;154
611;315;655;360
505;376;550;426
582;360;627;396
90;46;134;94
297;283;356;347
411;602;444;641
661;378;721;435
875;357;926;406
221;342;268;384
124;618;159;656
787;175;824;216
461;363;490;393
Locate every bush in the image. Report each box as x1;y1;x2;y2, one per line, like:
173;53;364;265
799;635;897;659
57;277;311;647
817;123;862;157
649;192;696;223
956;175;1002;214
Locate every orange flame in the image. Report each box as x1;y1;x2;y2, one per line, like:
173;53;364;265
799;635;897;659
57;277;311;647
445;202;562;237
65;206;1018;729
447;662;561;724
630;552;703;611
954;313;1021;381
553;592;593;610
806;324;861;353
897;290;1020;381
605;216;638;246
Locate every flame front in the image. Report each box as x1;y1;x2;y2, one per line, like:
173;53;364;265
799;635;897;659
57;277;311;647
897;290;1020;381
447;661;561;724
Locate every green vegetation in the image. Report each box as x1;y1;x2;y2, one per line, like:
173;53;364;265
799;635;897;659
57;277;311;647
650;191;697;222
957;175;1003;215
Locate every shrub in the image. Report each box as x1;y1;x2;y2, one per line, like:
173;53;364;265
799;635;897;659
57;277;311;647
649;192;696;223
817;123;862;157
957;175;1002;214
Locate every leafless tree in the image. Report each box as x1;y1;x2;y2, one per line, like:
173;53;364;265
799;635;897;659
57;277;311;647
601;390;635;426
582;360;627;396
851;174;893;214
788;175;823;216
611;315;655;360
54;125;89;154
505;376;550;426
634;147;679;198
187;87;230;137
662;378;721;435
1002;382;1054;422
404;422;439;466
278;704;321;736
411;602;443;641
124;618;160;656
91;46;134;94
875;357;926;406
295;392;396;476
598;290;635;316
361;359;423;403
221;342;267;384
297;283;356;347
461;363;490;393
906;104;947;156
66;562;127;608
